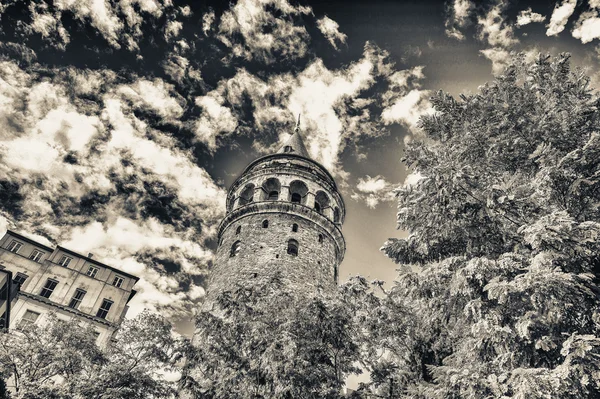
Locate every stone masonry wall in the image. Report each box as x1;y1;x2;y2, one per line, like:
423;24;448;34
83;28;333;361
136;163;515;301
208;211;338;297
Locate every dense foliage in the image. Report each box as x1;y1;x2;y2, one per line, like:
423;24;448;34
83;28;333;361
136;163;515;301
0;311;183;399
183;274;360;399
378;53;600;398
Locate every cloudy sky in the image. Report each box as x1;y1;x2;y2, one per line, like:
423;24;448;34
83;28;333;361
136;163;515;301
0;0;599;334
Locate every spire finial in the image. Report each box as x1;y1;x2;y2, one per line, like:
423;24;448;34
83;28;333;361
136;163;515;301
294;113;301;133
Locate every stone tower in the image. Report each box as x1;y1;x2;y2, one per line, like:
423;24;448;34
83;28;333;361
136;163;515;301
207;128;345;297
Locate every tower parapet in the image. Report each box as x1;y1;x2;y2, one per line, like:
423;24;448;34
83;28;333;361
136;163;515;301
207;130;345;297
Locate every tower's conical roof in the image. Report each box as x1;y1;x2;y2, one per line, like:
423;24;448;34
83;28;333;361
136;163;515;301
277;130;310;158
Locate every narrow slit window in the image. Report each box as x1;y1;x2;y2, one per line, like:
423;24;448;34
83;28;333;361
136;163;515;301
236;225;242;234
287;239;299;256
318;234;324;243
230;241;241;257
292;224;298;232
262;220;269;228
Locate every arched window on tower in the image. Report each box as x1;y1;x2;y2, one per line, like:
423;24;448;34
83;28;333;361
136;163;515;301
292;223;298;232
238;183;255;206
262;220;269;228
288;180;308;205
314;191;330;215
236;226;241;234
287;239;299;256
230;241;241;257
318;234;324;243
262;178;281;201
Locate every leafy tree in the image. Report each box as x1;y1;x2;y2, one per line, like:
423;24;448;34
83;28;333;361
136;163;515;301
0;311;183;399
378;53;600;398
183;274;360;399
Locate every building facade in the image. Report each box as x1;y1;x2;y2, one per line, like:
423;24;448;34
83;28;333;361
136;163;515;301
207;129;345;298
0;230;139;346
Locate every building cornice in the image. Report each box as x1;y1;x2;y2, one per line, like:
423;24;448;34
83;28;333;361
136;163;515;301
56;246;140;282
18;291;118;328
6;230;54;252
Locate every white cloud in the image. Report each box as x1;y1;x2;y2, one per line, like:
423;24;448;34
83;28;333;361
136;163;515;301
356;175;389;193
217;0;312;63
516;8;546;27
316;16;347;50
445;0;474;40
287;54;377;171
351;175;395;209
572;12;600;43
165;20;183;41
54;0;123;48
477;2;519;48
403;171;424;187
381;89;432;132
546;0;577;36
103;97;226;208
117;79;184;120
480;47;512;75
20;0;175;51
194;95;238;152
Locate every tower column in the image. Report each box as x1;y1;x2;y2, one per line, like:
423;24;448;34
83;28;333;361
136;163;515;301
280;185;290;202
306;192;316;209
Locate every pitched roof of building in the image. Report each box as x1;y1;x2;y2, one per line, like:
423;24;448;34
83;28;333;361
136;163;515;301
277;130;310;158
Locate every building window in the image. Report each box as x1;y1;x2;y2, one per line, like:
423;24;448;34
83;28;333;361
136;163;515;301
292;223;298;232
7;240;22;253
288;180;308;205
87;266;99;278
96;299;113;319
238;183;255;206
29;250;44;262
112;276;124;288
262;220;269;228
230;241;241;257
68;289;86;309
58;255;72;267
283;145;292;153
20;310;40;327
40;279;58;298
318;234;324;243
315;191;330;214
287;239;299;256
262;178;281;201
236;226;241;234
13;273;28;286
